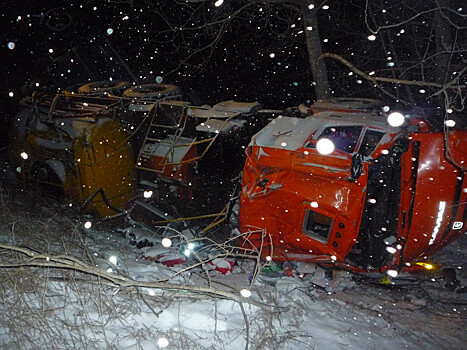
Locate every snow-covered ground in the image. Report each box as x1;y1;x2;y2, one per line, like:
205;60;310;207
0;163;466;350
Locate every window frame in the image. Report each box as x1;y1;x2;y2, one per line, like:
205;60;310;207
357;128;386;157
302;209;334;244
314;125;364;154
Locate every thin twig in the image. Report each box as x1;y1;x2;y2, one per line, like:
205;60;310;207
239;302;250;350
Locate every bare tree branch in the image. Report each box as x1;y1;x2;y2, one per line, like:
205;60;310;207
320;52;467;90
365;1;467;34
0;242;288;311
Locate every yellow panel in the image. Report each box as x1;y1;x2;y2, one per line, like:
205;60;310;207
74;119;137;217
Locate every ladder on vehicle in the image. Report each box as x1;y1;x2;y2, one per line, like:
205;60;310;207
135;103;227;174
135;104;187;173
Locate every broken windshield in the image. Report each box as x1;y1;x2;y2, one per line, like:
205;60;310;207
358;129;385;156
317;126;363;154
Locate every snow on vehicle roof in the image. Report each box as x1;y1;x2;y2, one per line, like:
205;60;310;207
252;111;396;151
195;118;246;133
253;115;319;151
212;100;261;114
187;101;261;119
187;106;239;119
143;135;195;162
311;98;384;112
310;110;397;139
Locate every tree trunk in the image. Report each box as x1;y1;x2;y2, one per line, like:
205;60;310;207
434;0;452;84
302;2;330;100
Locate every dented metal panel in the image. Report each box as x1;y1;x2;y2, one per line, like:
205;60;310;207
238;102;467;274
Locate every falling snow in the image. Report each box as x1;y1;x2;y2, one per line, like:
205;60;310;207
0;1;466;348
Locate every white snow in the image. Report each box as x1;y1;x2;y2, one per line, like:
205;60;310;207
187;106;239;119
0;191;465;350
253;116;319;151
143;135;194;162
195;118;246;133
212;100;261;114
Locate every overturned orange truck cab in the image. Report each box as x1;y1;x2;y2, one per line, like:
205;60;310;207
238;100;467;275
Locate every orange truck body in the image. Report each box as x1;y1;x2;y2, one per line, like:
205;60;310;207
239;101;467;274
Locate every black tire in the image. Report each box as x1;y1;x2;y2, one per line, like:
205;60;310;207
32;162;64;196
123;83;182;100
40;8;75;32
77;80;131;96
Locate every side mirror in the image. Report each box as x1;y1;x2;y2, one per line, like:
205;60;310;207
350;153;363;180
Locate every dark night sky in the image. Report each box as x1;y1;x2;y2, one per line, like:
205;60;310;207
0;1;366;109
1;1;465;121
0;1;390;145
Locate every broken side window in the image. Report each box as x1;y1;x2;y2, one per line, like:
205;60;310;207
316;126;363;154
359;130;385;156
302;209;334;243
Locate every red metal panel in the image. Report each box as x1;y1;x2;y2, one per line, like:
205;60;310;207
239;145;367;263
397;132;466;265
